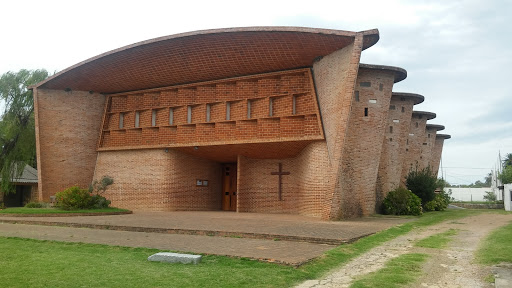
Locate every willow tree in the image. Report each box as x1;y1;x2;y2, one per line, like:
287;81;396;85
0;69;49;194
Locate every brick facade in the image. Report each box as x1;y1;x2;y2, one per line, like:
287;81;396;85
421;124;445;171
99;69;323;150
431;134;451;175
312;37;363;219
237;141;330;218
376;93;423;206
94;149;221;211
33;89;105;201
400;111;436;183
338;66;403;217
30;27;449;220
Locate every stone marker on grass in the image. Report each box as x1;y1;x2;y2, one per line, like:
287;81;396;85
148;252;202;264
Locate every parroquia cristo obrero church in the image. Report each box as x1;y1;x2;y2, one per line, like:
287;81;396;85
29;27;450;220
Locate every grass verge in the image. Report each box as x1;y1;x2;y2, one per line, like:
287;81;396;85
0;207;130;214
350;253;428;288
476;221;512;265
415;228;459;249
0;209;487;287
451;201;501;205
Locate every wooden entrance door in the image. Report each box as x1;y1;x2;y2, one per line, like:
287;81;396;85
222;163;237;211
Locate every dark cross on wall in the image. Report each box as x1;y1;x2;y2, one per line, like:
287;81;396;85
270;163;290;201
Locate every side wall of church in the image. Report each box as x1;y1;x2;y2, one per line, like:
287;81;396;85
94;149;222;211
401;114;429;182
376;96;415;206
34;89;105;200
431;138;446;175
312;35;363;219
420;127;439;170
339;69;395;217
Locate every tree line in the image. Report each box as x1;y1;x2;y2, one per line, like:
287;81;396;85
0;69;49;194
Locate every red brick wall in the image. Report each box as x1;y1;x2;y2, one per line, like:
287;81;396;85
236;140;329;218
339;68;395;217
296;142;330;217
431;137;446;175
401;114;429;182
34;89;105;200
420;127;439;170
312;36;363;219
376;96;416;206
99;69;323;150
237;156;300;214
94;149;222;211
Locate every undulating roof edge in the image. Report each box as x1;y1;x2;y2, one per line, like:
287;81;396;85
436;134;451;139
412;110;436;120
30;27;379;93
426;124;445;131
359;63;407;83
392;92;425;105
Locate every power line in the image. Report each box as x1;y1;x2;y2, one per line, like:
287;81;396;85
443;167;491;169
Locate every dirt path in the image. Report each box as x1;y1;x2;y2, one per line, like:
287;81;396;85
297;213;512;288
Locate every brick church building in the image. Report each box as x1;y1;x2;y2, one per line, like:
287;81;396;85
31;27;449;219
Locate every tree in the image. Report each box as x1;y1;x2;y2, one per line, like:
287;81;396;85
405;166;438;205
0;69;49;194
484;172;492;186
472;180;486;188
436;178;449;191
499;165;512;184
503;153;512;168
483;191;497;202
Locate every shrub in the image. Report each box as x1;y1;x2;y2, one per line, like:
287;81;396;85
55;186;92;210
424;191;450;211
25;202;44;208
406;166;438;205
89;176;114;195
383;187;422;216
0;202;4;209
483;191;497;202
90;194;111;209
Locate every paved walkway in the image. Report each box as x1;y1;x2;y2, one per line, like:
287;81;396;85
0;211;410;265
0;223;333;265
0;211;409;244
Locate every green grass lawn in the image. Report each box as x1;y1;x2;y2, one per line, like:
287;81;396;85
0;207;130;214
0;237;301;288
0;209;492;287
350;253;428;288
476;221;512;265
415;229;459;249
451;201;502;205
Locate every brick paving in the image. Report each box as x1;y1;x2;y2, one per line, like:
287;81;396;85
0;211;410;265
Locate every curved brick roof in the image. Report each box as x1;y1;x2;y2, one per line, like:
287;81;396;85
359;63;407;83
412;110;436;120
33;27;379;94
391;92;424;105
436;134;451;139
426;124;445;131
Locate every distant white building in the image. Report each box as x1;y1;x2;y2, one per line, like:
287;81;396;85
490;169;503;201
504;184;512;211
448;187;491;202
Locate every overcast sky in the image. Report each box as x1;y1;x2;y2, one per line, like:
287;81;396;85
1;0;510;185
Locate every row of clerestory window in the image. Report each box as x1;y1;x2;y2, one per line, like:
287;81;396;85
118;97;300;129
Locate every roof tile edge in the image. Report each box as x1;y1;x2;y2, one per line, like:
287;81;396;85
391;92;425;105
30;26;379;90
359;63;407;83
